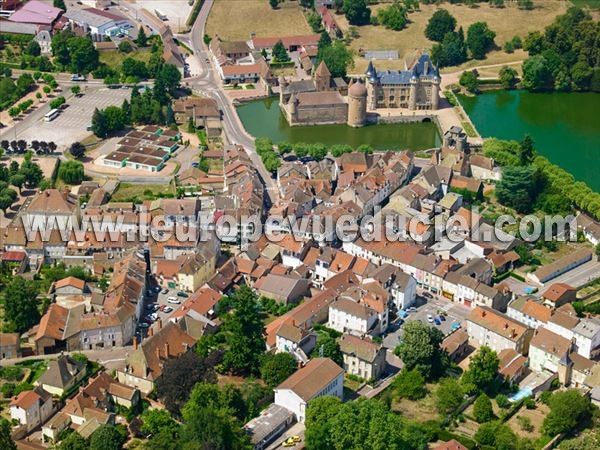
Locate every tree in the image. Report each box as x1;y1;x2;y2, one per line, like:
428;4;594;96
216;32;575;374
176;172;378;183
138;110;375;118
392;369;427;400
459;70;479;93
431;28;467;67
461;346;499;394
55;431;88;450
91;108;108;138
499;66;518;89
122;57;148;79
519;134;536;165
3;277;40;334
141;409;179;437
0;419;16;450
9;174;25;194
26;40;41;57
377;2;408;31
118;40;133;53
475;421;517;449
517;0;533;10
317;40;354;78
67;36;99;74
305;396;342;450
315;332;343;366
221;286;265;375
343;0;371;26
272;40;290;63
136;27;148;47
260;352;297;387
155;350;218;413
467;22;496;60
53;0;66;9
269;0;279;9
58;160;85;185
330;144;353;157
103;106;127;135
496;165;542;213
522;55;552;91
69;142;86;159
394;321;445;379
89;424;127;450
473;393;494;423
435;378;464;416
425;9;456;42
543;389;592;436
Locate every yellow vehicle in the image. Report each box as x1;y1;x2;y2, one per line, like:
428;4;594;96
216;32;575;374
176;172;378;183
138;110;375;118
282;437;296;447
291;436;302;443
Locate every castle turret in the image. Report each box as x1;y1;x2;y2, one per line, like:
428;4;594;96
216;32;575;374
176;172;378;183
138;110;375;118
289;92;298;119
278;75;287;103
408;75;418;110
315;61;332;92
365;60;378;110
432;75;440;110
347;79;367;128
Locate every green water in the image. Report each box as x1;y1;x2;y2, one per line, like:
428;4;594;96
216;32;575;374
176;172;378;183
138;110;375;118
459;90;600;192
236;97;441;150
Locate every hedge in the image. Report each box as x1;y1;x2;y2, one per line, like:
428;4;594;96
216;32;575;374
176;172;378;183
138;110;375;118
186;0;205;27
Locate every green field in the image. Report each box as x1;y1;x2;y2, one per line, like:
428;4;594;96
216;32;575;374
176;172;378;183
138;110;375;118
111;183;176;202
99;49;153;71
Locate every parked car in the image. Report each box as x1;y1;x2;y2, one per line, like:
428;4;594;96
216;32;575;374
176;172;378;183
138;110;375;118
153;304;160;311
398;310;408;319
149;313;158;321
451;322;461;331
438;315;446;322
71;73;86;81
422;292;433;299
177;291;189;298
167;297;181;304
161;288;169;294
427;314;434;323
159;304;166;311
163;306;173;313
146;304;155;311
434;318;441;326
139;323;149;329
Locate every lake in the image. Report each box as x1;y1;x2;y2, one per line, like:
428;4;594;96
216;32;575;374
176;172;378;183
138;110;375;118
459;90;600;192
236;97;441;151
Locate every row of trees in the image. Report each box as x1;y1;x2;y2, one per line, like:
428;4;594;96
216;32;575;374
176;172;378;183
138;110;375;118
427;10;497;66
520;7;600;92
0;139;57;155
0;73;35;110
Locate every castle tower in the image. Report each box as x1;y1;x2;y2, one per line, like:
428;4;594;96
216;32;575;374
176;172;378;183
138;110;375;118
314;61;331;92
365;60;378;110
288;92;298;123
278;75;287;104
347;79;367;128
408;75;418;110
558;350;573;386
432;75;440;110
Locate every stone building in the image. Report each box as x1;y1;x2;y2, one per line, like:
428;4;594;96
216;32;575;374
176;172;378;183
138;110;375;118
365;52;440;111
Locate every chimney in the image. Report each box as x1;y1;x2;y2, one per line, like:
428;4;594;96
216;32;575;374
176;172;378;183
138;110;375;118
504;322;508;329
133;336;138;350
164;342;169;357
157;319;162;330
155;347;161;359
149;326;154;337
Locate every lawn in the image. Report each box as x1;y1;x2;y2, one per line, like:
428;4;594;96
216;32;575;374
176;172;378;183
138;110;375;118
111;182;176;201
205;0;312;41
336;2;565;74
99;49;153;71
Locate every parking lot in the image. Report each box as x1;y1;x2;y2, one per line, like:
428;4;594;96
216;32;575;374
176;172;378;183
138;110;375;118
136;286;189;340
18;87;131;147
382;293;471;350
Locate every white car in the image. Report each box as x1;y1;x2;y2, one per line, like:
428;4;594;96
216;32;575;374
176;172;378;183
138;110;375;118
167;297;181;304
149;313;158;321
427;314;434;323
163;306;173;313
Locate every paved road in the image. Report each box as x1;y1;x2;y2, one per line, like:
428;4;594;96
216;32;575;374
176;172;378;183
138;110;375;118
538;259;600;295
185;0;277;205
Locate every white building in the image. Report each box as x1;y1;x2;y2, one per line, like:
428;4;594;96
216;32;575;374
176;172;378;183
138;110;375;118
573;317;600;359
466;306;534;355
63;7;133;37
529;327;572;374
274;358;344;423
10;388;53;432
34;30;52;55
328;298;379;336
506;297;552;330
338;334;386;381
391;272;416;310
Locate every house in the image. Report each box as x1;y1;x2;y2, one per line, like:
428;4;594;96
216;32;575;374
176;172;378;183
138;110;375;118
274;358;344;423
35;304;84;355
22;189;78;231
572;317;600;359
328;297;380;336
469;155;501;181
542;283;577;308
528;248;593;285
529;327;571;374
507;297;552;330
117;321;195;394
251;35;320;52
35;354;87;396
155;250;216;293
497;348;527;384
0;332;20;359
441;329;469;363
210;36;251;64
466;306;534;355
54;277;87;295
243;403;295;450
546;305;580;341
42;412;71;443
10;388;53;432
254;274;311;305
34;30;52;55
432;440;469;450
338;334;386;380
63;7;132;37
390;272;417;310
8;0;62;26
172;97;221;132
274;320;316;363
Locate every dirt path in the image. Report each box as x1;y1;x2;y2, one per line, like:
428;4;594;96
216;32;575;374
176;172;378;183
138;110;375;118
441;60;524;89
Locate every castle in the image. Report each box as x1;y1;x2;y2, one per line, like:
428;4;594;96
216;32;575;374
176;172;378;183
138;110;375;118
279;52;440;127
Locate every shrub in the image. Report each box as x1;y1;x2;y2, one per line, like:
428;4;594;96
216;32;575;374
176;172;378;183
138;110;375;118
495;393;510;408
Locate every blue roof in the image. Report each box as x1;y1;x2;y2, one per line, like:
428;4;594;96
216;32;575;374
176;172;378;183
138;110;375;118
366;53;439;85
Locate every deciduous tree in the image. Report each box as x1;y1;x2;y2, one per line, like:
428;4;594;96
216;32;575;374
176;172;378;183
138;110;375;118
425;9;456;42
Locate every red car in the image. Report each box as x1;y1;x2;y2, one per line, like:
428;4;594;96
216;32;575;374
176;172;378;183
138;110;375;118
159;304;166;311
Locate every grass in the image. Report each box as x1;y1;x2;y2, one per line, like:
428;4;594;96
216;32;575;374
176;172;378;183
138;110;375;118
570;0;600;9
99;49;153;71
205;0;312;41
336;2;565;74
111;182;175;201
461;121;477;137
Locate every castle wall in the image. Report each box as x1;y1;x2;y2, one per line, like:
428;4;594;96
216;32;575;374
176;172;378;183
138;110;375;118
291;103;348;126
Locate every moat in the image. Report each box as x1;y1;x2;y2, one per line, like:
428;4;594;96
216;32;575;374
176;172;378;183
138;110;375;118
236;97;442;151
459;90;600;192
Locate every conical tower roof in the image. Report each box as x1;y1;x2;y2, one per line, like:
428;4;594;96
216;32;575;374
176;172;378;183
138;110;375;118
315;60;331;77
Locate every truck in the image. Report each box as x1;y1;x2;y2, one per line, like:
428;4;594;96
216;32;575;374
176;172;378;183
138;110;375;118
154;9;167;21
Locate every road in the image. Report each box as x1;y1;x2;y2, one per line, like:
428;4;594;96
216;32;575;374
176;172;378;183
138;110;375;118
185;0;277;205
0;347;132;371
538;259;600;295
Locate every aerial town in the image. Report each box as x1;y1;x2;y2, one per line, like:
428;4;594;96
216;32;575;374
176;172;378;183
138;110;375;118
0;1;598;450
